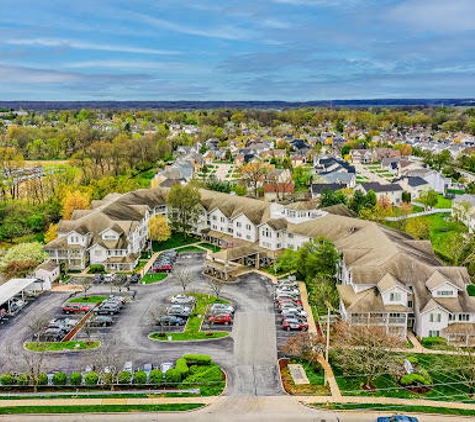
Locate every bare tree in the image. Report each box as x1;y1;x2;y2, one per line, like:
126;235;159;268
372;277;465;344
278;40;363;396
77;276;94;298
13;347;48;392
280;332;326;367
173;268;193;293
148;304;168;331
26;315;49;345
206;276;225;298
90;342;124;391
331;321;404;389
110;274;128;293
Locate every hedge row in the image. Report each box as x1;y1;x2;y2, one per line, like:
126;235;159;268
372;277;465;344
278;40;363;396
182;354;212;365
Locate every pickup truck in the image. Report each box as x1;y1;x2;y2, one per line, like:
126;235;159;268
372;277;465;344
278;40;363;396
62;303;91;314
377;416;419;422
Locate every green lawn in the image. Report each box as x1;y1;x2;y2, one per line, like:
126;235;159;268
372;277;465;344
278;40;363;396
142;273;169;284
67;296;108;304
198;242;222;253
311;403;475;417
150;293;230;342
332;353;475;402
435;194;452;209
0;404;204;414
25;341;100;352
152;234;199;252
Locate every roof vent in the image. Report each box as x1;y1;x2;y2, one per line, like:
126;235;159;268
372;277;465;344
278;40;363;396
349;226;356;233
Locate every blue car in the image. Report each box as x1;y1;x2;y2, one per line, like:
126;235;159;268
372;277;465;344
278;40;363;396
377;416;419;422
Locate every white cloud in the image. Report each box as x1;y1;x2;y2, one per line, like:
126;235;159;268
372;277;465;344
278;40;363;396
388;0;475;32
132;13;253;41
6;38;180;55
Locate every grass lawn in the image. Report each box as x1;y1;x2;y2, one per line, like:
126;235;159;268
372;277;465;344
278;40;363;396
152;234;198;252
134;260;147;272
67;296;108;304
281;358;329;395
311;403;475;417
142;273;168;284
0;404;204;414
176;246;206;253
332;352;475;402
198;242;222;253
25;341;100;352
412;204;424;212
436;194;452;209
150;293;230;342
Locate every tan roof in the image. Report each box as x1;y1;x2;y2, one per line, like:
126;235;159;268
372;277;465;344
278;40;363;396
286;201;318;211
322;204;356;217
338;285;409;313
377;274;410;293
36;260;59;272
443;323;475;335
265;218;288;231
102;254;139;264
425;270;462;291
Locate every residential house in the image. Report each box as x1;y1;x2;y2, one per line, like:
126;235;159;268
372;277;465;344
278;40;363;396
311;183;345;199
350;149;373;164
263;182;294;202
452;194;475;232
381;158;400;176
355;182;403;204
393;176;430;199
403;168;450;194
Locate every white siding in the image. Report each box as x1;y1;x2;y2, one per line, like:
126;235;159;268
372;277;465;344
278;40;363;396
418;307;450;338
381;286;408;306
90;245;108;265
233;214;257;242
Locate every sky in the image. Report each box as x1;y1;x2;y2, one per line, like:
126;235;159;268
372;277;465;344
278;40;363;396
1;0;475;101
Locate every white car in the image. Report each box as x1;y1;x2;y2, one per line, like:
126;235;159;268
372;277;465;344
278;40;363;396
170;294;196;305
160;362;174;373
210;303;235;314
123;361;133;373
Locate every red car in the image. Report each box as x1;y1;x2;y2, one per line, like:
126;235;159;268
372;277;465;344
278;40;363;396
282;318;308;332
153;262;173;272
62;303;91;314
277;297;303;306
208;314;233;325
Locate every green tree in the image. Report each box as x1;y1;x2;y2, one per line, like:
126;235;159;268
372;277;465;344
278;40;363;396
418;189;438;209
405;217;430;240
1;242;48;272
401;191;412;203
167;184;202;235
349;189;366;214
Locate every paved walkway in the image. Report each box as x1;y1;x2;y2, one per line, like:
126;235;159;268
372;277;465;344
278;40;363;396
298;282;317;334
317;354;342;400
385;208;452;221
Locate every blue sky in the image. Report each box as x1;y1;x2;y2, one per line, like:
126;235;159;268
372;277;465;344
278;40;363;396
1;0;475;100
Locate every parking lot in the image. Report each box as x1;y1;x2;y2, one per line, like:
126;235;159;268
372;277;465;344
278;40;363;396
0;255;307;396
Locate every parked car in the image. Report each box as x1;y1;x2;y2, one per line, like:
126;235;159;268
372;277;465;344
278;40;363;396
157;315;186;326
167;305;192;317
130;274;141;284
160;362;174;373
123;361;133;373
208;308;233;317
87;315;113;327
276;287;300;296
210;303;235;314
276;297;303;306
93;274;104;283
275;292;301;301
43;327;67;340
94;303;120;315
377;416;419;422
277;280;298;287
170;294;196;305
282;315;307;325
282;318;308;332
143;363;153;380
49;317;78;330
281;308;308;319
62;303;91;314
153;262;173;272
208;314;233;325
104;274;114;283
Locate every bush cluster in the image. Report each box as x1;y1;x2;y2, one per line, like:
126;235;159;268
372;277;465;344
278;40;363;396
182;354;212;365
175;358;190;379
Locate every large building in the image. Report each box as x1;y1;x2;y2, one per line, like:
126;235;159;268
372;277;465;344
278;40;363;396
45;188;475;343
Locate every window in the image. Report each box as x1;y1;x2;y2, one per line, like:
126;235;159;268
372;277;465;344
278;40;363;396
236;232;242;238
459;314;470;322
429;330;440;337
220;216;225;223
263;228;271;238
437;290;453;296
276;243;281;249
246;235;251;240
212;215;217;221
236;222;242;228
408;301;413;308
246;224;251;231
212;225;217;230
288;233;294;239
430;313;442;323
389;292;401;302
449;314;456;321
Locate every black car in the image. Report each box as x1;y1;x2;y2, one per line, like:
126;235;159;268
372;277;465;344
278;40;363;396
93;274;104;284
130;274;141;284
157;315;186;326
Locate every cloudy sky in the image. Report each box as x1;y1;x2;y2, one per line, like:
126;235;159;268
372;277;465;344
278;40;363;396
1;0;475;100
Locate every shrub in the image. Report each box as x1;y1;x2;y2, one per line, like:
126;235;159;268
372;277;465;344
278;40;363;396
133;370;147;385
69;372;83;386
407;356;419;365
52;372;67;386
165;369;181;385
400;373;430;386
0;373;15;386
84;371;99;386
182;364;223;384
149;369;163;386
189;365;199;375
421;337;447;347
89;264;105;274
16;373;30;386
418;368;432;385
37;373;48;386
175;358;189;379
182;354;212;366
118;371;132;384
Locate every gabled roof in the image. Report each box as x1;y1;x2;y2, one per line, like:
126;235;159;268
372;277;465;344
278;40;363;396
377;273;411;293
359;182;403;193
420;298;450;314
425;270;463;291
260;218;288;231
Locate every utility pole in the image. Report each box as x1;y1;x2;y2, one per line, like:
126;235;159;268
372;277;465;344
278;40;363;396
325;305;331;362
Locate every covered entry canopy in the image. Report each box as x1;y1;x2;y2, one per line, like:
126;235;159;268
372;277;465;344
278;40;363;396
0;278;38;309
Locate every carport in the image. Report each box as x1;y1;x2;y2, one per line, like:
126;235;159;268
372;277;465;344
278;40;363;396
0;278;40;314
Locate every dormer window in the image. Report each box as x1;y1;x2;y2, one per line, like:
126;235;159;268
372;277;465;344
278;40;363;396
459;314;470;322
437;290;453;296
390;292;401;302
